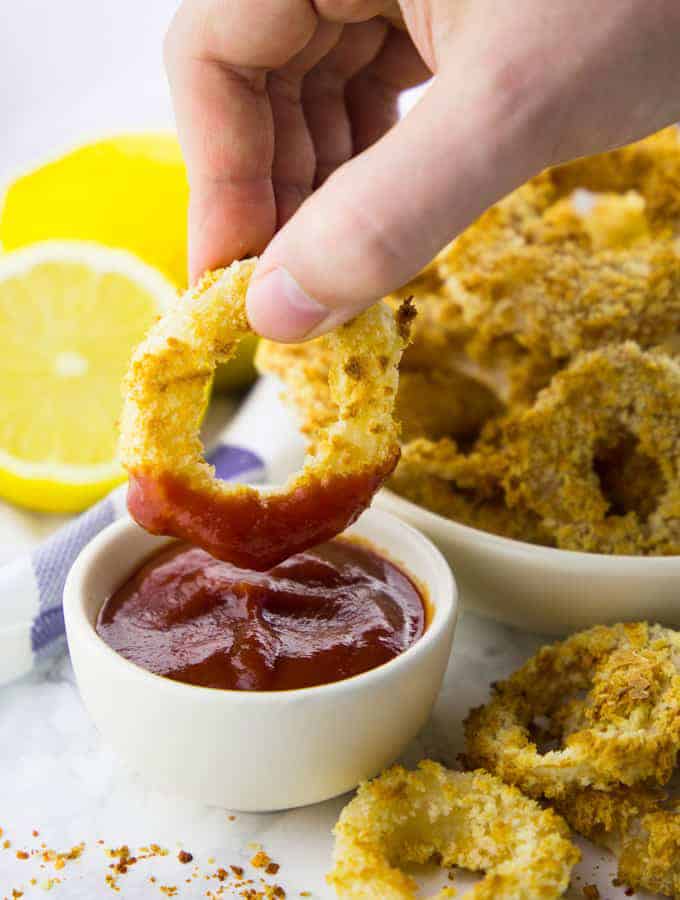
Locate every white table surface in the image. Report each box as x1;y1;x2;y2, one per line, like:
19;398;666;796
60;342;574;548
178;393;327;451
0;4;658;898
1;613;644;900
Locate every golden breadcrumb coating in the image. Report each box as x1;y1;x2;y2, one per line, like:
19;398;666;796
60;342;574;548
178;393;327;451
465;623;680;799
255;335;336;449
259;131;680;555
438;127;680;362
555;782;680;898
389;436;553;545
327;760;579;899
257;339;502;446
120;261;256;482
537;685;680;897
503;342;680;554
395;370;501;443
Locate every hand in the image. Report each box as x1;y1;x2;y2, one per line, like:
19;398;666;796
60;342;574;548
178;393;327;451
165;0;680;341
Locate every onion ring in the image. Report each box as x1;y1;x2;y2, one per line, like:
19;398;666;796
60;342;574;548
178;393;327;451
437;128;680;361
555;782;680;898
257;337;503;447
255;260;495;447
464;622;680;798
503;342;680;555
327;760;579;899
119;259;413;570
539;691;680;897
255;334;336;452
389;436;555;545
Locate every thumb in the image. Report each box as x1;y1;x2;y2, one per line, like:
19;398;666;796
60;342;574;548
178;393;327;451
246;70;549;342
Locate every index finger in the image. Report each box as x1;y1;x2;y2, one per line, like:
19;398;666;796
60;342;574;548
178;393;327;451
164;0;319;280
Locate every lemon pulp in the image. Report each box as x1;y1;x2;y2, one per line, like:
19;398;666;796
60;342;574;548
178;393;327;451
0;241;177;512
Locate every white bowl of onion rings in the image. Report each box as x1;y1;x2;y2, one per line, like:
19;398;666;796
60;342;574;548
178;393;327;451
64;506;457;811
377;488;680;635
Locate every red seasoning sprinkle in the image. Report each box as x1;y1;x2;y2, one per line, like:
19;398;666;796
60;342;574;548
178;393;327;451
1;833;303;900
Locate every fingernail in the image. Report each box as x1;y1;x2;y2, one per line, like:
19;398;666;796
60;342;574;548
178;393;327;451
246;267;329;341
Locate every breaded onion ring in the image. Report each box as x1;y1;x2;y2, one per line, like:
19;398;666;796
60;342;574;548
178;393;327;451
542;692;680;897
555;783;680;898
257;336;503;448
465;623;680;798
438;128;680;361
503;342;680;555
119;259;413;570
389;436;554;545
327;760;579;899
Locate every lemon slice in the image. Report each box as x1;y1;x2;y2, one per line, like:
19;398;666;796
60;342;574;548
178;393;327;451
0;241;178;512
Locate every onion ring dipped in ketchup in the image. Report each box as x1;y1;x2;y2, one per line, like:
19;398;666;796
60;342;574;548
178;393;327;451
119;259;414;570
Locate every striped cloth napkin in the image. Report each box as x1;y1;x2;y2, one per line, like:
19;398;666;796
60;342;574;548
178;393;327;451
0;377;304;686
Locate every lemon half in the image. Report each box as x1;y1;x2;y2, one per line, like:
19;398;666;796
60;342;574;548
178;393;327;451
0;133;189;287
0;241;178;512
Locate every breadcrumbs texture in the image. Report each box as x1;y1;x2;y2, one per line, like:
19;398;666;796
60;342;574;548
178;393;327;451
465;622;680;798
503;342;680;553
328;760;578;899
257;129;680;554
1;829;294;899
556;784;680;897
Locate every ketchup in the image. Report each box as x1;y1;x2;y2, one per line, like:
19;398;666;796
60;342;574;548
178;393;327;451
127;455;398;572
97;539;425;691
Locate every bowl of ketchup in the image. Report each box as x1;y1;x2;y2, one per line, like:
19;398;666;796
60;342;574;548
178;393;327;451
64;507;457;811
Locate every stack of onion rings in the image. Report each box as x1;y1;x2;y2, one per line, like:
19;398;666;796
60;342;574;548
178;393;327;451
438;127;680;363
523;644;680;897
465;622;680;896
503;343;680;554
119;259;413;570
253;131;680;553
328;760;578;899
465;622;680;798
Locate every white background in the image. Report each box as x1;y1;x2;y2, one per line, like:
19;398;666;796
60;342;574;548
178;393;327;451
0;0;423;186
0;0;178;185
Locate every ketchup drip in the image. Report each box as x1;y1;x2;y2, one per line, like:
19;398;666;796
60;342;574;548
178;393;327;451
127;455;397;571
97;538;425;692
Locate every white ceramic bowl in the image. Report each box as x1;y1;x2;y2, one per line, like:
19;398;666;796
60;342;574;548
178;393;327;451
64;508;457;812
377;488;680;635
